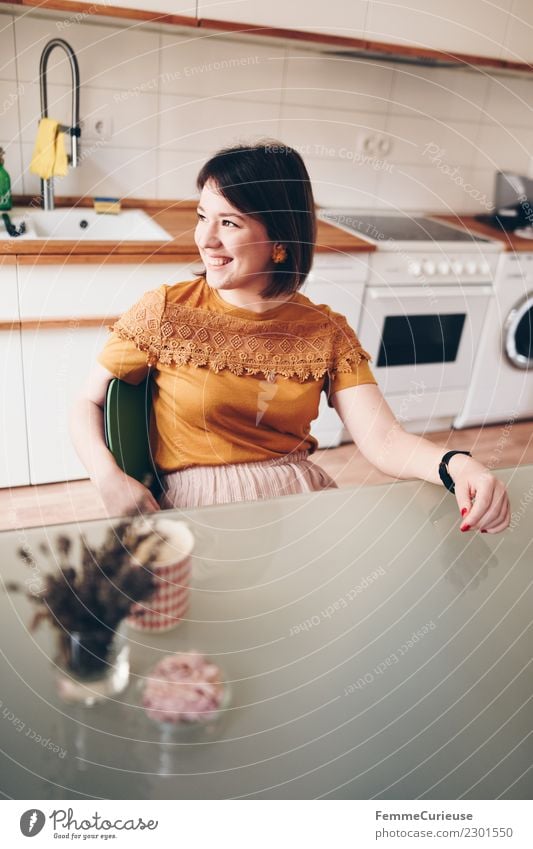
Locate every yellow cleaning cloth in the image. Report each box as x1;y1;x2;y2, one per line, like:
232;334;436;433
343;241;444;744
30;118;68;180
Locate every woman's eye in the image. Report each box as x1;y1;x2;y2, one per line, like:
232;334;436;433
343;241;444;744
196;212;205;221
222;219;238;228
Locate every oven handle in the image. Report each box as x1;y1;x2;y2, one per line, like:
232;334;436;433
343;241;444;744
366;285;493;299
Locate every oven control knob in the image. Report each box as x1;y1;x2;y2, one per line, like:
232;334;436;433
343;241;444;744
465;260;478;275
423;260;436;275
437;261;450;275
451;261;463;275
408;261;422;277
479;261;491;276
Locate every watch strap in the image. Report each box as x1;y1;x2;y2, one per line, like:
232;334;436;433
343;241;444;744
439;450;472;493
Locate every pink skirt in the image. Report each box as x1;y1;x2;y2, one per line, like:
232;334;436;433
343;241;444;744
159;450;338;509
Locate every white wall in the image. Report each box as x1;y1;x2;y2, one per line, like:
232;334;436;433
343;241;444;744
1;6;533;212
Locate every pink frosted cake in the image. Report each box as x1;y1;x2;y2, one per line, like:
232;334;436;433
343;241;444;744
142;652;225;724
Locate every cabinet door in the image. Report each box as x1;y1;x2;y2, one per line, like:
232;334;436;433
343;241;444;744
63;0;197;16
18;262;194;485
501;0;533;63
366;0;512;59
198;0;368;38
0;263;30;488
300;270;366;448
21;325;109;485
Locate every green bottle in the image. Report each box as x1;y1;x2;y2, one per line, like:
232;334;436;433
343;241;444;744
0;147;12;211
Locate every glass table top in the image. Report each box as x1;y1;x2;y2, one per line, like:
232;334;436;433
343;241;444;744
0;466;531;800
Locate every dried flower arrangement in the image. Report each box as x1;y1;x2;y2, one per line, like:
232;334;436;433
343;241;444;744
14;520;161;676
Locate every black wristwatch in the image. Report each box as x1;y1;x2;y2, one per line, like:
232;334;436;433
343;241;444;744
439;450;472;494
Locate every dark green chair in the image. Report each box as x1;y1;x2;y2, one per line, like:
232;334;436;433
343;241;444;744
103;375;158;493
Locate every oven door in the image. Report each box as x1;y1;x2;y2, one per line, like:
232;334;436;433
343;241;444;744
359;285;493;394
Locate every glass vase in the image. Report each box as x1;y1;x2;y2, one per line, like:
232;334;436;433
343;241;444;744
54;627;130;706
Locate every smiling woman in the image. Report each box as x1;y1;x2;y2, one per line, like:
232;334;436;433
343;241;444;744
193;142;316;305
69;141;510;533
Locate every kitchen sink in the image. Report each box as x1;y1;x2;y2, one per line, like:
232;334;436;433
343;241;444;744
5;208;173;241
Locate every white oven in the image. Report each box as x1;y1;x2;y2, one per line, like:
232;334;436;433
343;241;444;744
359;268;493;430
318;210;503;432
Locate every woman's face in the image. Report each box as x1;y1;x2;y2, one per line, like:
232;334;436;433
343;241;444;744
195;181;275;299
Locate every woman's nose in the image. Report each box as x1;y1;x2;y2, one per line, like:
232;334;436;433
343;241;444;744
195;222;222;249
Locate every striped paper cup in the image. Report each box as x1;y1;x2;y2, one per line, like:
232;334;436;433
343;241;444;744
127;520;195;633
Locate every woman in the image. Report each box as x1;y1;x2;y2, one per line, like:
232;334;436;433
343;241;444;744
70;141;510;533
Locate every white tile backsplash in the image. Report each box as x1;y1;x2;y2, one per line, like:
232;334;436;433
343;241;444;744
389;65;489;122
14;15;160;90
0;14;17;80
0;137;23;194
305;156;382;208
159;93;280;152
282;52;394;113
376;163;473;213
156;149;204;201
385;114;480;167
159;33;285;102
473;124;533;173
1;8;531;210
463;169;496;213
0;79;23;145
19;82;159;148
279;103;387;160
484;75;533;128
22;142;159;199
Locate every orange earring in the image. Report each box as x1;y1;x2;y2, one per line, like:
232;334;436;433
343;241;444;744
272;243;287;264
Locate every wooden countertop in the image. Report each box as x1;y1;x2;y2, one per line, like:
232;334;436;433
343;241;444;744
0;201;375;261
149;206;375;254
436;214;533;252
8;201;531;260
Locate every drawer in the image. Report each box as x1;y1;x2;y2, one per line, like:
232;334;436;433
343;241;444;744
17;263;197;319
0;263;19;320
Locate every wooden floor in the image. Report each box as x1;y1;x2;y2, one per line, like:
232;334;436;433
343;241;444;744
1;419;532;531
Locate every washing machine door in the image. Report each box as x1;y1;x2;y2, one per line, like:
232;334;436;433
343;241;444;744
504;292;533;369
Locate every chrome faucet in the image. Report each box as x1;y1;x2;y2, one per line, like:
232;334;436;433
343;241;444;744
38;39;81;211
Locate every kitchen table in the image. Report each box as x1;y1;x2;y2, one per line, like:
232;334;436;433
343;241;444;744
0;466;531;800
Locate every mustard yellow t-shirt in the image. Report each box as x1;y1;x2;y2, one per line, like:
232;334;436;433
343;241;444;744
97;277;376;472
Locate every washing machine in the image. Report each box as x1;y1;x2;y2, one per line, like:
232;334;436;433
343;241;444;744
454;252;533;428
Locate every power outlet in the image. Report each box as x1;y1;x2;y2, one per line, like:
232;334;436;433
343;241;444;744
357;133;392;157
80;116;113;143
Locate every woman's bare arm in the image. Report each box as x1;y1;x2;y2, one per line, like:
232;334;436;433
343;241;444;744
69;363;160;516
332;383;510;534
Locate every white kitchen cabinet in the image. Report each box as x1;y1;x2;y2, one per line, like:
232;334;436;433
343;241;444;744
18;261;194;485
63;0;198;16
501;0;533;63
365;0;513;59
0;262;30;488
197;0;369;38
300;255;368;447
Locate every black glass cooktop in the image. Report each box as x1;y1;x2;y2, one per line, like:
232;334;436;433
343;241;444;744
320;212;492;243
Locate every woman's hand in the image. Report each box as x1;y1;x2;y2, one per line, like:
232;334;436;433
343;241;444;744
69;366;161;518
448;454;510;534
98;467;161;517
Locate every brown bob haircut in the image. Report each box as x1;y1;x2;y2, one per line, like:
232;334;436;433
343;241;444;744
196;140;317;299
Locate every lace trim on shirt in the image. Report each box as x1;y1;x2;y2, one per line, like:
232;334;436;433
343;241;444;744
111;287;372;382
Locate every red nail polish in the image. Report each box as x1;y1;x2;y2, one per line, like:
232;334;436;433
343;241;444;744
481;530;488;534
460;524;471;532
461;508;468;517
